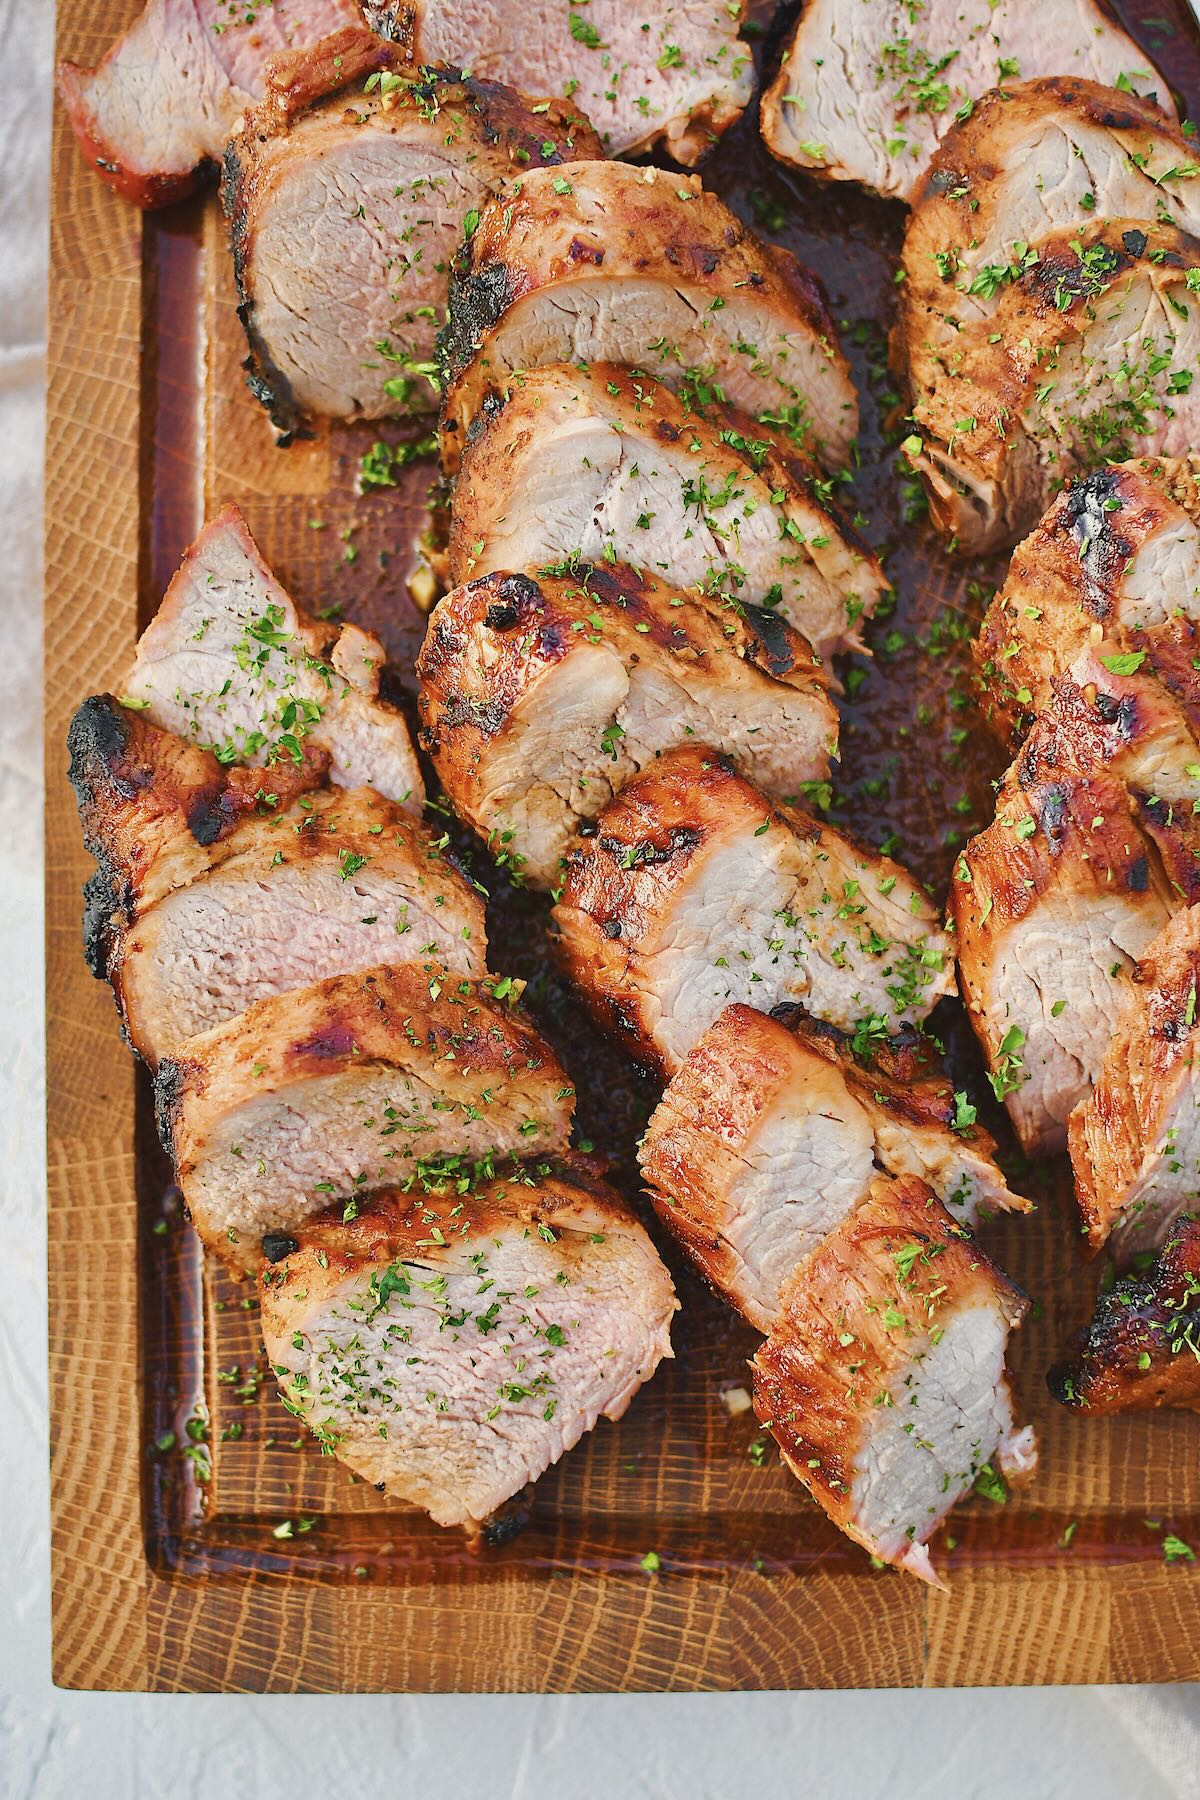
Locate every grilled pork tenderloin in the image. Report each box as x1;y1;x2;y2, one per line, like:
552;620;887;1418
259;1164;677;1525
123;504;423;810
762;9;1170;203
363;0;752;164
752;1174;1036;1587
448;365;887;665
640;1003;1025;1333
224;31;601;433
552;745;952;1078
1049;1213;1200;1414
975;459;1200;740
158;964;575;1271
68;696;483;1064
438;159;857;474
58;0;362;208
416;564;839;889
1070;907;1200;1266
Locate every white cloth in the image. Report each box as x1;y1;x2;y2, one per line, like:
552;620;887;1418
1;2;1198;1792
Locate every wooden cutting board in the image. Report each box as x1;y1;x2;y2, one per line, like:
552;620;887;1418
46;0;1200;1691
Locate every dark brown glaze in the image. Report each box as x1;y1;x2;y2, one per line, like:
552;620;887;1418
67;693;327;978
223;33;602;438
1049;1214;1200;1412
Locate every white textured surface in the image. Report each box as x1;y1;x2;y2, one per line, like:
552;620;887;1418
2;2;1200;1791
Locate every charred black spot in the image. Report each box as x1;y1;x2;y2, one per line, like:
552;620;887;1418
484;602;522;630
741;603;799;678
152;1059;188;1159
67;694;133;811
262;1233;300;1264
359;2;417;40
601;918;622;939
1129;854;1150;892
468;387;508;444
438;261;515;385
497;572;541;612
1037;784;1068;842
926;165;965;195
567;237;604;266
1122;228;1148;258
480;1488;533;1546
80;864;128;980
186;787;236;847
577;817;598;837
1093;693;1138;740
692;247;720;276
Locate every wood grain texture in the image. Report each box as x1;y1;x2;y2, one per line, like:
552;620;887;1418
47;0;1200;1690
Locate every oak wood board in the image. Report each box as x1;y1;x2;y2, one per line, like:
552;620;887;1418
46;0;1200;1691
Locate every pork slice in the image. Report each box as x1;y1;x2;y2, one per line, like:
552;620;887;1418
439;159;856;473
953;769;1175;1155
365;0;752;164
640;1004;1021;1332
57;0;361;208
975;459;1200;739
259;1165;677;1523
116;786;485;1064
752;1175;1036;1587
224;44;601;432
906;222;1200;552
123;504;423;810
159;964;574;1271
552;745;952;1077
763;13;1171;204
1069;907;1200;1265
1048;1213;1200;1414
448;365;887;663
67;691;329;983
416;564;839;888
901;78;1200;355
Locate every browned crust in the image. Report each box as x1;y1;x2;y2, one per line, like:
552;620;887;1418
1049;1214;1200;1413
1069;906;1200;1252
156;962;573;1169
752;1176;1029;1540
437;160;849;467
974;459;1200;740
258;1153;636;1290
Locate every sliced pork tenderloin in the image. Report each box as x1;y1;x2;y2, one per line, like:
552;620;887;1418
124;504;423;810
904;221;1200;553
901;80;1200;363
416;564;839;889
1069;907;1200;1265
438;159;857;473
259;1164;678;1525
224;35;601;433
552;745;952;1078
158;964;574;1271
448;366;887;664
68;696;484;1063
953;767;1175;1155
68;692;324;978
975;459;1200;740
1049;1214;1200;1414
762;11;1170;203
364;0;751;164
752;1174;1036;1587
57;0;362;209
640;1003;1024;1332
